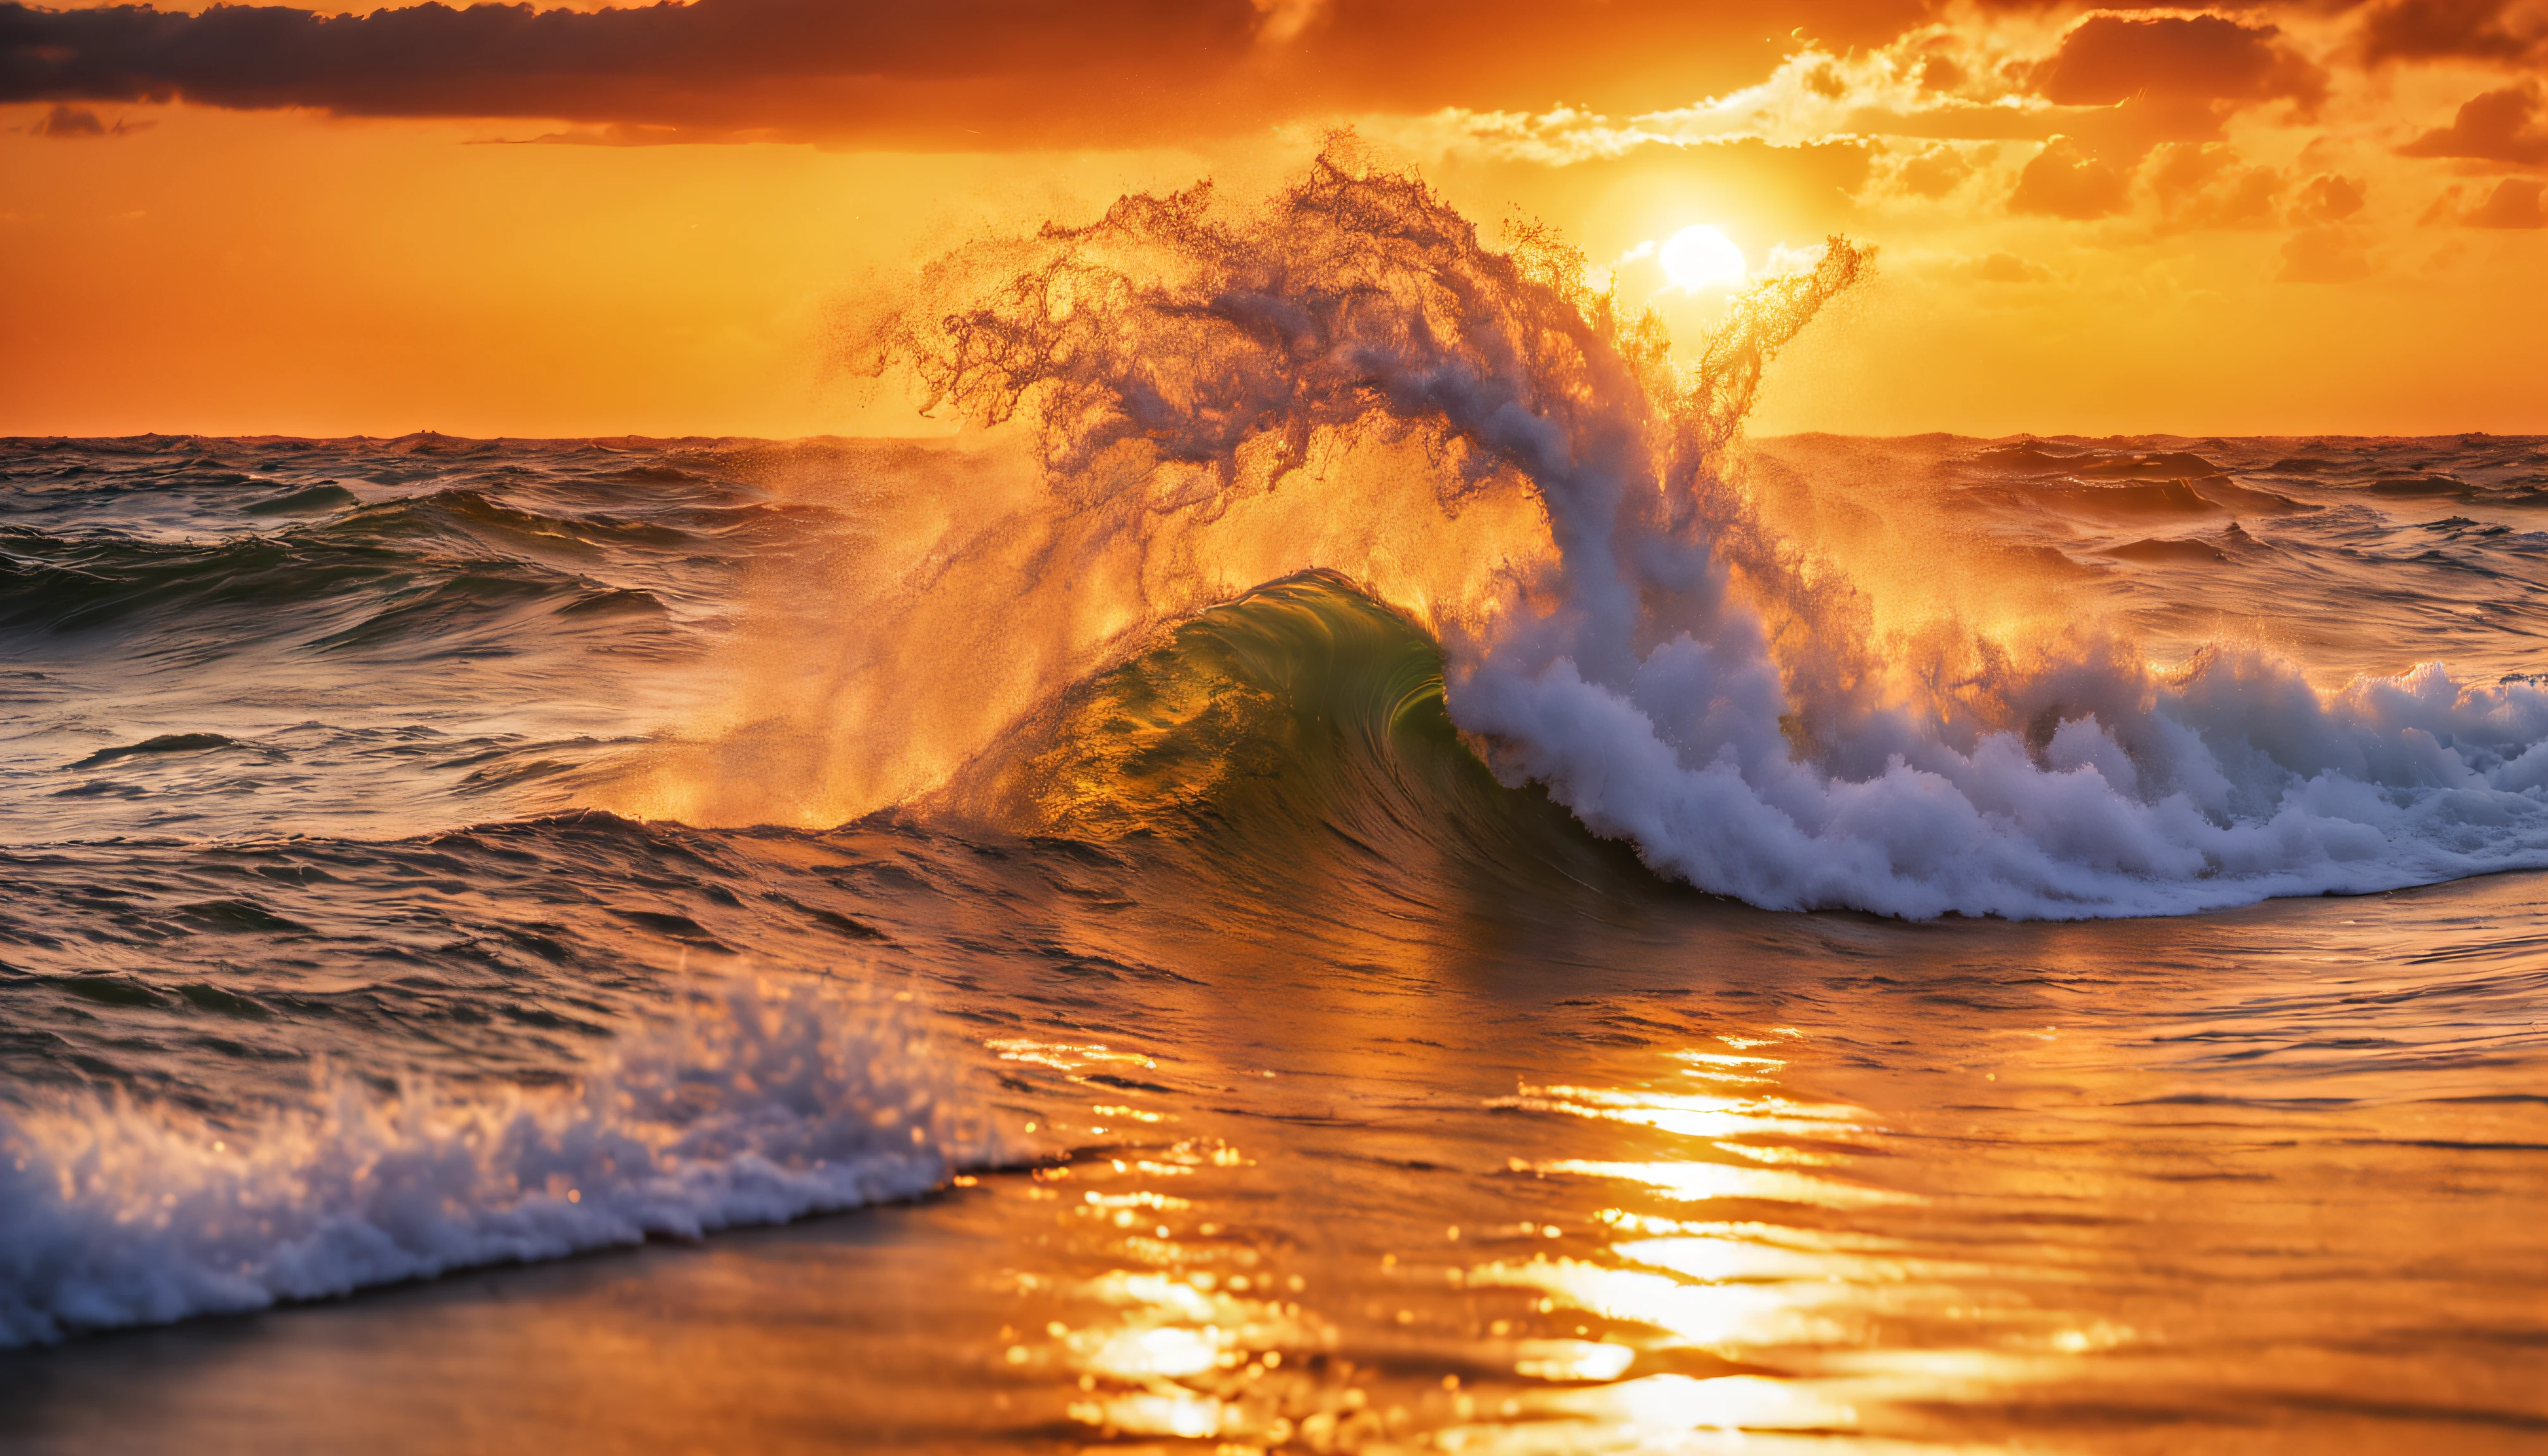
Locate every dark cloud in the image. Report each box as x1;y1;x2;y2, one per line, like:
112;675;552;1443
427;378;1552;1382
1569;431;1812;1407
0;0;1928;146
0;0;1254;146
24;99;147;136
2465;175;2547;226
2010;135;2130;219
2030;14;2327;112
2399;84;2548;167
2289;171;2367;222
2358;0;2545;64
32;100;102;135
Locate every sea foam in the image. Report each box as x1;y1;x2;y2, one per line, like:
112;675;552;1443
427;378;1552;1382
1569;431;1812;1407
0;973;1024;1347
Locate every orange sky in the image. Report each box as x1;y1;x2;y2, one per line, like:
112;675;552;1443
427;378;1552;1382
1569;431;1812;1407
3;0;2542;438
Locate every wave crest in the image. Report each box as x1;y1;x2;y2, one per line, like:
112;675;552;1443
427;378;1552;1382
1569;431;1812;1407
0;973;1023;1347
850;147;2548;917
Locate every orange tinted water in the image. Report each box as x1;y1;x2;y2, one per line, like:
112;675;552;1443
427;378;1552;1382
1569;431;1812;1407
4;839;2540;1453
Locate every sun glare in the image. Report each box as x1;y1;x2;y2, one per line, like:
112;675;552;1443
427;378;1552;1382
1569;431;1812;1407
1659;225;1747;293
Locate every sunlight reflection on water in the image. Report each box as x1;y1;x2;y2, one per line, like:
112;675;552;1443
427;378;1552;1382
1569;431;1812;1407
1014;1029;2099;1452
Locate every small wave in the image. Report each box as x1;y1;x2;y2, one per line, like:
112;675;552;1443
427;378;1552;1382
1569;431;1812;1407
328;489;700;555
0;973;1025;1347
2370;475;2473;499
0;522;679;657
67;732;237;769
2070;451;2227;480
2101;536;2230;564
2022;480;2229;518
240;484;360;517
1982;474;2304;521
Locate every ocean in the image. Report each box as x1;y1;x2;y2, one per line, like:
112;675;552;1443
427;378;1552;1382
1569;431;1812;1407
3;166;2545;1452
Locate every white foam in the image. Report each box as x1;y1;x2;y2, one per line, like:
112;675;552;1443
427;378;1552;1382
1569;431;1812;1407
1456;650;2548;918
0;974;1028;1347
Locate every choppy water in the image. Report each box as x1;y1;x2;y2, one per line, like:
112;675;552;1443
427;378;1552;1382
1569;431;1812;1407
1;420;2544;1452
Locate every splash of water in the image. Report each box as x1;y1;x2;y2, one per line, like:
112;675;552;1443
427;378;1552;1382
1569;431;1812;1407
835;147;2548;918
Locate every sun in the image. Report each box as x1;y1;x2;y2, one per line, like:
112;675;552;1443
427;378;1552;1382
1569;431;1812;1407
1659;225;1748;293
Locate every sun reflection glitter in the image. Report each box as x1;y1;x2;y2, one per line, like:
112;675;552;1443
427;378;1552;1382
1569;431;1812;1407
1524;1158;1914;1208
985;1022;2177;1451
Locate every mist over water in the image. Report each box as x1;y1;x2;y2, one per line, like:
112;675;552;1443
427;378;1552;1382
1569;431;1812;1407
1;157;2544;1452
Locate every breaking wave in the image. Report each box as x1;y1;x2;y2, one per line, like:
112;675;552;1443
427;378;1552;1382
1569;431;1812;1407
815;148;2548;918
0;974;1023;1347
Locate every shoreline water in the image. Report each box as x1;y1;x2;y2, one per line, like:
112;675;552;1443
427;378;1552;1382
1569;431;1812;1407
5;865;2543;1452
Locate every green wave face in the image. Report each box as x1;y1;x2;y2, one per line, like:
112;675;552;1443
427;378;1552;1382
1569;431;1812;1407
963;571;1660;901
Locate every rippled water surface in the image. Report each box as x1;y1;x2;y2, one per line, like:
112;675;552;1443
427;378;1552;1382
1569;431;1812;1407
1;432;2543;1453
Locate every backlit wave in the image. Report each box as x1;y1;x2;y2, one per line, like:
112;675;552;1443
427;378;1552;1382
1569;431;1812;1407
823;148;2548;918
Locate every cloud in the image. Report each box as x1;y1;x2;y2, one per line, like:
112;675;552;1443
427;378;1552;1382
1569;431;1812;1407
2358;0;2545;64
2277;224;2372;282
1240;0;1932;118
2010;135;2131;218
2030;15;2327;112
0;0;1931;145
25;100;149;137
1416;43;1926;162
2463;176;2548;226
1911;51;1966;93
473;122;737;147
2288;171;2368;223
2003;142;2360;233
1894;142;1979;198
0;0;1254;146
1847;92;2232;152
31;101;102;136
1416;18;2243;176
2399;83;2548;167
2143;140;2283;228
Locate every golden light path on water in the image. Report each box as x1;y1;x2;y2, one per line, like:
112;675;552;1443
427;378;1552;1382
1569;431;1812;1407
981;1016;2197;1454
